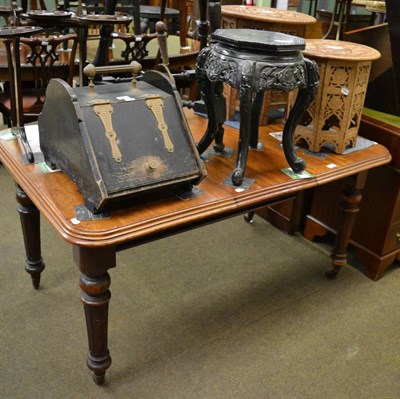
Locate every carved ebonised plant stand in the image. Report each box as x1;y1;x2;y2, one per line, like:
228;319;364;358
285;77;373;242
196;29;319;186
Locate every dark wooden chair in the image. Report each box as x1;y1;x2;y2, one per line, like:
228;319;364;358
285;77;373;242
0;33;78;126
90;0;148;67
110;0;161;65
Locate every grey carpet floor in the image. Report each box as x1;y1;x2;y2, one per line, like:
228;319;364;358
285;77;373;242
1;164;399;399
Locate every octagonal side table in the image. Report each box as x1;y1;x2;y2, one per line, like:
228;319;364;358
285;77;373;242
293;39;381;154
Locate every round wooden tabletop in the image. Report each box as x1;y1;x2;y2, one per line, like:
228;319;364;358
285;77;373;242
304;39;381;61
221;5;316;25
0;25;42;39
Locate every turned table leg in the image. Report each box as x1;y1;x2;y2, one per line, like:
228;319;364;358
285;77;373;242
73;246;116;385
327;171;368;279
16;185;45;289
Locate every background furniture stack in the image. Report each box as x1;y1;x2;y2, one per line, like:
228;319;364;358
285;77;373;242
300;0;400;281
251;0;399;281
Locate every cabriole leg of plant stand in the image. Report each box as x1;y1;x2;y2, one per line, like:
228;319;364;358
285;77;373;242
231;84;253;186
16;185;45;289
327;171;368;279
73;246;116;385
282;57;319;174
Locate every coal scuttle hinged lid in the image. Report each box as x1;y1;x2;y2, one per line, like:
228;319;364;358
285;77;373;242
38;68;206;213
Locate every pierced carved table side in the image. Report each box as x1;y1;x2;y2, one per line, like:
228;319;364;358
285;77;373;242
293;39;381;154
196;29;319;186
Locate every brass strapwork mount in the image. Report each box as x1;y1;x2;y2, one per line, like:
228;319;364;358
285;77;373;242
83;61;142;91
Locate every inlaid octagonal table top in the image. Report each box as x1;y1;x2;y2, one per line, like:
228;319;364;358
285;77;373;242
221;5;316;25
304;39;381;61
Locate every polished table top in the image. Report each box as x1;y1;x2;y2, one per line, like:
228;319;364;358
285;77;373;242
304;38;381;61
0;110;391;248
221;5;317;25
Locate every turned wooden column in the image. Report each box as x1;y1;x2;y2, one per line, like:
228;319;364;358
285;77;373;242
73;246;116;385
327;171;368;278
16;185;45;289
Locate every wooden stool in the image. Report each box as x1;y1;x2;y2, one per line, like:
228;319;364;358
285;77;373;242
196;29;319;186
293;39;380;154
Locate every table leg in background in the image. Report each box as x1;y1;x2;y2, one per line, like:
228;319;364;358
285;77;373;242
16;185;45;289
327;171;368;278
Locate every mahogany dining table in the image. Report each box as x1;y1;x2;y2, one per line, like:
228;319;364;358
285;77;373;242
0;109;391;384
